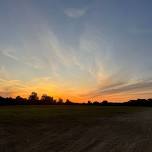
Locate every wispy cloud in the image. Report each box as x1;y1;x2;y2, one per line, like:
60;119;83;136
100;80;152;95
0;49;19;61
0;66;9;80
64;8;87;18
0;48;47;70
0;76;85;101
83;79;152;101
1;1;152;102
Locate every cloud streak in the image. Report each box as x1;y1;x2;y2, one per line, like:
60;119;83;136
64;8;87;18
83;79;152;101
0;49;19;61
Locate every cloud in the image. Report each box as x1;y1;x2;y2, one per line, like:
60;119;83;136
0;66;9;79
0;77;85;101
102;80;152;95
84;79;152;100
0;49;19;61
0;48;47;70
64;8;87;18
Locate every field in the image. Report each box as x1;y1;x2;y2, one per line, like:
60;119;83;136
0;105;152;152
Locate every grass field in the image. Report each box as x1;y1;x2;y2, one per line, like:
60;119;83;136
0;105;151;152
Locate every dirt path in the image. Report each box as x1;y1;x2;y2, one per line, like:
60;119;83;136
1;108;152;152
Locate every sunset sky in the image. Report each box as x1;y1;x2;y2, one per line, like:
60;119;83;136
0;0;152;102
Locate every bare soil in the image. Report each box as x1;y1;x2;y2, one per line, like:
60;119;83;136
0;106;152;152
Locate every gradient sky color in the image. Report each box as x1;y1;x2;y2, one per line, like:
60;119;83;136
0;0;152;102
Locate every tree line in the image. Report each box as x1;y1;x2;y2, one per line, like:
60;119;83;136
0;92;73;105
0;92;152;106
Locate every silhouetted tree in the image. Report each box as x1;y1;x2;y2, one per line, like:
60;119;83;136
53;99;57;104
1;91;152;106
0;96;5;105
93;101;100;105
57;98;64;105
102;100;108;105
28;92;39;104
87;101;92;105
41;94;54;104
65;99;73;105
15;96;26;105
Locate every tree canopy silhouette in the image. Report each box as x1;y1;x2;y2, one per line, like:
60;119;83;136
0;92;152;106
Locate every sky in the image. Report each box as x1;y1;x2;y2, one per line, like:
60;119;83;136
0;0;152;102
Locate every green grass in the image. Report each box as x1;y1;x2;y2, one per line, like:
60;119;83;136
0;105;145;125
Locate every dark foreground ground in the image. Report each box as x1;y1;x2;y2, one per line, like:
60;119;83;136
0;105;152;152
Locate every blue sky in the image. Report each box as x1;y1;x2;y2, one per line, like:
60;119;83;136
0;0;152;101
